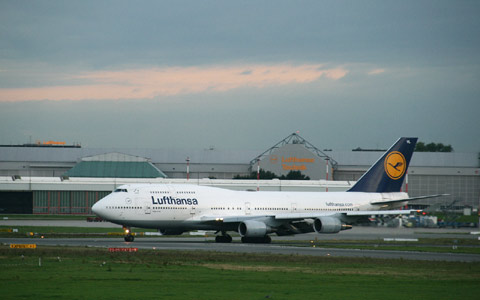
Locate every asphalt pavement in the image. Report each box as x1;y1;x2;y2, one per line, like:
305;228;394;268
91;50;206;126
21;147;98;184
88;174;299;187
1;219;480;262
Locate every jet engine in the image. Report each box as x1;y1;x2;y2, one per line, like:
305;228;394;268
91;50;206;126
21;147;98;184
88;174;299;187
238;220;271;237
313;217;350;233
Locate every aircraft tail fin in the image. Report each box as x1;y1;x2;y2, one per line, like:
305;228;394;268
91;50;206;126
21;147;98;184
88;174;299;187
347;137;417;193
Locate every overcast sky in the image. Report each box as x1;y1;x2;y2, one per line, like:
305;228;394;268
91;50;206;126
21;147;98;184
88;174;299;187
1;1;479;152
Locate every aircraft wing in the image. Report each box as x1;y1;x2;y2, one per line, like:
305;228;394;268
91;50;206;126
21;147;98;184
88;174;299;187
273;210;417;220
199;215;275;223
371;194;448;205
200;212;343;223
200;209;418;223
198;209;419;236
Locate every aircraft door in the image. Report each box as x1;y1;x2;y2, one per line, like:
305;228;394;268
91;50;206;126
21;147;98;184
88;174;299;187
143;195;151;214
133;197;151;214
135;198;146;215
245;202;251;215
144;204;151;214
291;203;297;213
167;185;177;198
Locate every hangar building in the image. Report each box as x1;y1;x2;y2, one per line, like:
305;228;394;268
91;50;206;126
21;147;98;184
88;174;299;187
0;133;478;214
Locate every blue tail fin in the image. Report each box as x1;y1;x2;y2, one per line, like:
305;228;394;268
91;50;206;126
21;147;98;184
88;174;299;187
347;137;418;193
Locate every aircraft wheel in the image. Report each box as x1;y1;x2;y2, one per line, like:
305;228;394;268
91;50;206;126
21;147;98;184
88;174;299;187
215;234;232;243
124;235;134;242
263;235;271;244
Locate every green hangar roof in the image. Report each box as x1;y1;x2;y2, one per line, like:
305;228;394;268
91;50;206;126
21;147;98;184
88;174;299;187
64;152;167;178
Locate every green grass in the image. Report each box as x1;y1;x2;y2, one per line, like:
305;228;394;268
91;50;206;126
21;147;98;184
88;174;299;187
0;246;478;300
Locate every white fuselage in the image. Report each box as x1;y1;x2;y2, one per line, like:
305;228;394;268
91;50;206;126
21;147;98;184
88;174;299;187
92;184;409;230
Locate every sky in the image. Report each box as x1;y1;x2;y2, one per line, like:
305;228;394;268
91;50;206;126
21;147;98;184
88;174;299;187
0;1;479;152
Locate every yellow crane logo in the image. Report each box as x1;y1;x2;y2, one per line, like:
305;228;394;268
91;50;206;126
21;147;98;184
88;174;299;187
384;151;406;180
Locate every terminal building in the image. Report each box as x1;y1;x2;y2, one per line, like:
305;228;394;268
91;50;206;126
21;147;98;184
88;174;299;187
0;133;479;215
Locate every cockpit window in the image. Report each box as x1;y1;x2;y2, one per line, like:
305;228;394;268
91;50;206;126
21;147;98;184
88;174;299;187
114;189;128;193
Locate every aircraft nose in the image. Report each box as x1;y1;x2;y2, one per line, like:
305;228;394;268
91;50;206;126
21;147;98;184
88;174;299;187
91;201;101;216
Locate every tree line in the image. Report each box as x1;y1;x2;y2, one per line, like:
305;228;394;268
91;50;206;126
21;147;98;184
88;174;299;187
415;142;453;152
234;169;310;180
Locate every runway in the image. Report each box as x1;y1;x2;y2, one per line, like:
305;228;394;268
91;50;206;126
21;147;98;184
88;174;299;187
1;218;479;240
2;235;480;262
2;219;480;262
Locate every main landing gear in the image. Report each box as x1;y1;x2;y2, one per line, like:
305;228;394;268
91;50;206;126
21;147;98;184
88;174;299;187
215;232;232;243
123;226;134;242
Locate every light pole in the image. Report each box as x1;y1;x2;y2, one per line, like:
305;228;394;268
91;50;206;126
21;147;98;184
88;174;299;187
256;159;260;191
325;158;329;192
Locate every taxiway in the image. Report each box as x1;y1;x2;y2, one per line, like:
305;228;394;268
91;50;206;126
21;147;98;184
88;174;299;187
2;219;479;262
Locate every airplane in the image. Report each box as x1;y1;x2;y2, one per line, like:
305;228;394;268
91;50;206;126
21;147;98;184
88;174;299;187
91;137;445;243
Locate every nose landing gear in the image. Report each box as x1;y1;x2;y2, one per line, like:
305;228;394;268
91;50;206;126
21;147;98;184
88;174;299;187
123;226;135;242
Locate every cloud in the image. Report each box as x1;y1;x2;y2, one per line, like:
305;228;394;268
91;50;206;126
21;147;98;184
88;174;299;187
0;64;348;102
367;68;386;75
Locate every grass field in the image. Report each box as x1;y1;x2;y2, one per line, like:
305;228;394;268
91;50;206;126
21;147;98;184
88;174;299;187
1;245;479;300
